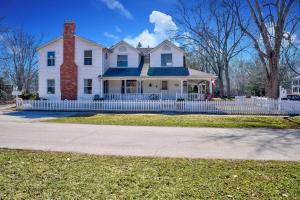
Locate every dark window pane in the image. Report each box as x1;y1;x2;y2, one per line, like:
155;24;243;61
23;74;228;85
161;54;172;66
117;55;128;67
84;58;92;65
84;50;92;57
47;79;55;94
84;79;92;94
47;51;55;66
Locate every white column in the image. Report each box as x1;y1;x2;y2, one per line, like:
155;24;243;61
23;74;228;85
209;79;213;95
180;80;183;94
100;78;104;97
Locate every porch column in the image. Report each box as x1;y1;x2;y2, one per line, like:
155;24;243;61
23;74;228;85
209;79;213;95
124;80;127;94
100;78;104;98
180;80;183;94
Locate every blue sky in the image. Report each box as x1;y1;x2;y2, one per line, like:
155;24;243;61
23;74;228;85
0;0;178;47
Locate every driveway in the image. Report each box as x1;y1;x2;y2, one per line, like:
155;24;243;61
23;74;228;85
0;111;300;161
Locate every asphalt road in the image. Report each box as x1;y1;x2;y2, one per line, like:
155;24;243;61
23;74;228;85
0;111;299;161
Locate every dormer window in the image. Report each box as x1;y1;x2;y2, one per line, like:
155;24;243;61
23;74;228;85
84;50;92;65
47;51;55;66
117;55;128;67
161;53;172;66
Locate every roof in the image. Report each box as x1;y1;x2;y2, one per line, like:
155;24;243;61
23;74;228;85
188;68;218;79
147;67;189;76
137;48;153;55
101;56;144;78
110;40;140;53
37;35;106;50
149;40;185;54
37;36;63;50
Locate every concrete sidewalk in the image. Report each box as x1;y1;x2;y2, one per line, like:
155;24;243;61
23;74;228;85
0;118;299;161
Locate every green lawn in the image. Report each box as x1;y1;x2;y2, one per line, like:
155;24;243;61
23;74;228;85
45;114;300;128
0;149;299;199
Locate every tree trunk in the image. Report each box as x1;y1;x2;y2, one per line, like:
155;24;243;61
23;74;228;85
224;63;230;98
266;57;279;99
218;77;224;97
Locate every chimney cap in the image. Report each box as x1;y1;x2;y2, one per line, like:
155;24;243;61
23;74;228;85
64;20;75;24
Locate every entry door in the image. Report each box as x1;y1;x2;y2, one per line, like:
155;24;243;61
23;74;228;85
161;80;168;99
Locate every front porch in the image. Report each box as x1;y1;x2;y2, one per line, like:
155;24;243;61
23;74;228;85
100;78;213;100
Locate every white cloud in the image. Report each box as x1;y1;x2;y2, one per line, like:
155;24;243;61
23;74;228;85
115;26;122;33
124;11;178;47
104;32;120;41
99;0;133;20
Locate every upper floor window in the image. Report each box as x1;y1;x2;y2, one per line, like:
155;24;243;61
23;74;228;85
84;50;92;65
84;79;92;94
47;79;55;94
105;52;108;60
47;51;55;66
161;53;172;66
117;55;128;67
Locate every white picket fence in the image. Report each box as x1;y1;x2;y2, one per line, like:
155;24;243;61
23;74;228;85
16;98;300;115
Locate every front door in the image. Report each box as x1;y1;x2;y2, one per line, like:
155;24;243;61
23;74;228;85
161;80;168;99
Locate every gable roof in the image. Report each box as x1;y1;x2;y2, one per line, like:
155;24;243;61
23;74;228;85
37;36;63;50
37;35;106;50
110;40;140;53
149;40;185;54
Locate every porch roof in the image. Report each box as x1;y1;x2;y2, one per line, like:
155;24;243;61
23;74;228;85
101;67;142;77
147;67;189;76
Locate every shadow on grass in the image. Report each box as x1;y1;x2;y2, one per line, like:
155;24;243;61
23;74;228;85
197;129;300;157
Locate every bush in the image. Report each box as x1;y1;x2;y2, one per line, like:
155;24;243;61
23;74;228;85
20;92;39;100
93;94;104;101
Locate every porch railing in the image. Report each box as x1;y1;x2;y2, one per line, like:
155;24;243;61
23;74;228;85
104;93;162;100
176;93;206;101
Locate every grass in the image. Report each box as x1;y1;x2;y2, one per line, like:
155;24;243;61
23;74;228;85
0;149;299;199
45;113;300;129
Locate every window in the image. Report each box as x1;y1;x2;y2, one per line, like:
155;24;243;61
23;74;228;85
117;55;128;67
126;80;137;93
84;50;92;65
161;80;168;90
293;80;299;85
84;79;92;94
47;51;55;66
47;79;55;94
105;52;108;60
161;53;172;66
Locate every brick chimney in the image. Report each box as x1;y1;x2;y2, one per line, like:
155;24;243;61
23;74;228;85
60;21;78;100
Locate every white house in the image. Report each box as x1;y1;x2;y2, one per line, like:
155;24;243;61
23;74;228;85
292;76;300;95
38;21;217;101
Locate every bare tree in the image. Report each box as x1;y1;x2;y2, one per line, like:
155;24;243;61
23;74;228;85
234;0;299;98
173;0;246;97
0;30;40;93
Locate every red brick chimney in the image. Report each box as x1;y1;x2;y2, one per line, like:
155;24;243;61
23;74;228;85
60;21;78;100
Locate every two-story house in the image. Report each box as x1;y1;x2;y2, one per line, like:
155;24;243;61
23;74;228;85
292;76;300;95
38;21;217;101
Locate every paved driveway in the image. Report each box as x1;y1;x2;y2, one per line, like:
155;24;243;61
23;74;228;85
0;111;300;161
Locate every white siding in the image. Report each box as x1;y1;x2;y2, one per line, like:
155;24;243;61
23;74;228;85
143;80;181;99
75;37;103;100
38;38;63;100
109;43;140;68
150;44;184;67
